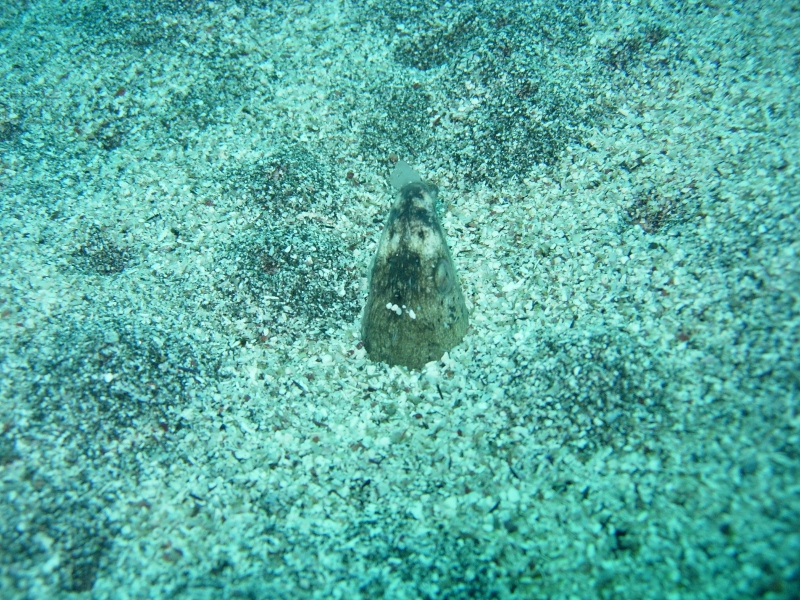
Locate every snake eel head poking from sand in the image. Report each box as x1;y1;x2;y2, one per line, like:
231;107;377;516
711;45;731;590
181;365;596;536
361;160;469;369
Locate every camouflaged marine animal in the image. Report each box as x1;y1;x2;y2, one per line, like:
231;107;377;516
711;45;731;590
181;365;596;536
361;160;469;368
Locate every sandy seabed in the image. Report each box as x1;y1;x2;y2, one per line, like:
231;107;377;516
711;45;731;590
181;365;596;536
1;1;798;598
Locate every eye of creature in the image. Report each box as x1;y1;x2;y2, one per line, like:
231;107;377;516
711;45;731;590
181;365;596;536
434;257;453;294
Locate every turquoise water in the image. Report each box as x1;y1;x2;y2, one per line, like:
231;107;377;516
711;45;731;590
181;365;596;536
1;1;798;598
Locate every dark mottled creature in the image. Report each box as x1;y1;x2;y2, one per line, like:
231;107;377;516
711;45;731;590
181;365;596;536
361;160;469;368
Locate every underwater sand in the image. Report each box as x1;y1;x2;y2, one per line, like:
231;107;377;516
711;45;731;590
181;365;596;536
1;1;798;598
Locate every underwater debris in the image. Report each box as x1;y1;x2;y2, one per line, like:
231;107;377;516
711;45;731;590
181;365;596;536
361;160;469;369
